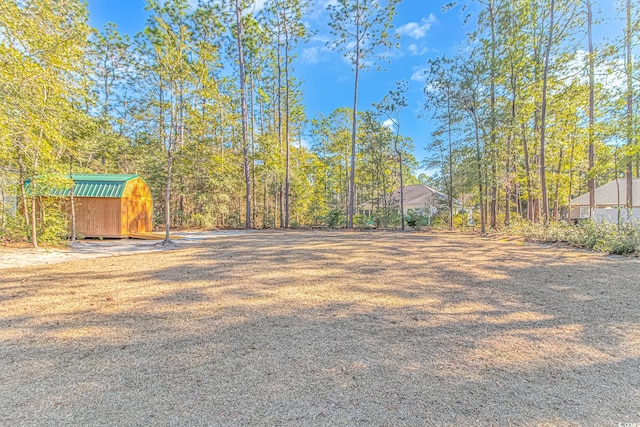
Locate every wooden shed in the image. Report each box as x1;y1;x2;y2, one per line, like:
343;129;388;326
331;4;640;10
29;174;153;238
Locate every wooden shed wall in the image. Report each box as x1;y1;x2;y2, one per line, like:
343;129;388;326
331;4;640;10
122;177;153;235
73;198;123;237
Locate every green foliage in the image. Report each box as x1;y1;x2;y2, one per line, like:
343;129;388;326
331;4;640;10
373;207;400;229
37;208;69;247
506;220;570;243
262;217;276;229
226;212;243;229
1;214;27;244
604;223;640;255
325;209;345;228
507;219;640;255
406;209;430;228
186;213;217;230
354;214;375;229
452;213;469;229
3;0;635;238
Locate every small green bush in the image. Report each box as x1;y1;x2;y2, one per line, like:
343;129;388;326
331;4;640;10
38;209;68;246
406;209;430;228
325;209;345;228
374;207;400;229
262;217;275;229
1;214;28;244
354;214;374;229
593;222;640;254
187;213;217;229
507;219;640;255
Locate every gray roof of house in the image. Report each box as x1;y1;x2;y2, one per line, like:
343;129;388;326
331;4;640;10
392;184;461;208
571;178;640;206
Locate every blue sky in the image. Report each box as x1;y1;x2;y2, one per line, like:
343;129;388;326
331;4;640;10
87;0;624;168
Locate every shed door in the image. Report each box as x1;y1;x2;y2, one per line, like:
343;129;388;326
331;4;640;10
128;199;148;233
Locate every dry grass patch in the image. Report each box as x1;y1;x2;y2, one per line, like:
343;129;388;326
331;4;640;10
1;230;639;426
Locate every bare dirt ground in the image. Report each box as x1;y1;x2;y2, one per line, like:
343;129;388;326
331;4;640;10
1;230;639;426
0;230;249;269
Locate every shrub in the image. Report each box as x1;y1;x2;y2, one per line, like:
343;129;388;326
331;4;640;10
262;217;275;229
404;209;429;228
354;214;374;229
406;209;430;228
453;212;471;229
186;213;217;229
374;207;400;229
607;223;640;254
507;219;640;255
226;212;243;229
38;209;69;246
325;209;345;228
1;214;28;244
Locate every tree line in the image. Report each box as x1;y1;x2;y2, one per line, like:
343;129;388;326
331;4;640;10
426;0;639;233
0;0;638;247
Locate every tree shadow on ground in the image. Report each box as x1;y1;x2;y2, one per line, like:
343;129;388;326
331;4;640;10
1;231;638;426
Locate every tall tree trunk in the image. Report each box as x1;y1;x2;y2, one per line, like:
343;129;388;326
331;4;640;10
30;154;39;249
284;23;291;229
587;0;596;218
234;0;251;229
505;74;516;227
488;0;498;229
447;91;454;230
522;123;533;221
553;146;563;221
164;148;173;241
276;31;283;228
345;155;349;219
70;160;76;241
515;163;522;216
348;48;360;229
263;179;268;228
625;0;634;210
568;127;577;222
472;108;485;236
250;78;256;226
539;0;555;224
18;152;30;235
393;123;404;230
505;137;512;226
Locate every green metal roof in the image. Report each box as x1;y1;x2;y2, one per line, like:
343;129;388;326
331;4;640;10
25;174;141;198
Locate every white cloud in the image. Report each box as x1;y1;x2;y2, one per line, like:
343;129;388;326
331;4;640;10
407;43;429;56
302;47;321;64
382;119;396;131
252;0;267;12
297;138;312;149
411;66;427;82
206;0;265;15
310;34;330;44
564;50;625;91
396;14;438;39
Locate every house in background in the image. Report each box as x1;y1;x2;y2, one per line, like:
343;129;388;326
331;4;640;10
1;171;18;217
391;184;462;215
26;174;153;238
569;178;640;222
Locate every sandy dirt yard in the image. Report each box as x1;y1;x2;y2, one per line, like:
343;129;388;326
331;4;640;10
0;230;639;426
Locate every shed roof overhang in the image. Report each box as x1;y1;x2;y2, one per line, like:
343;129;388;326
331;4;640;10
25;174;141;198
